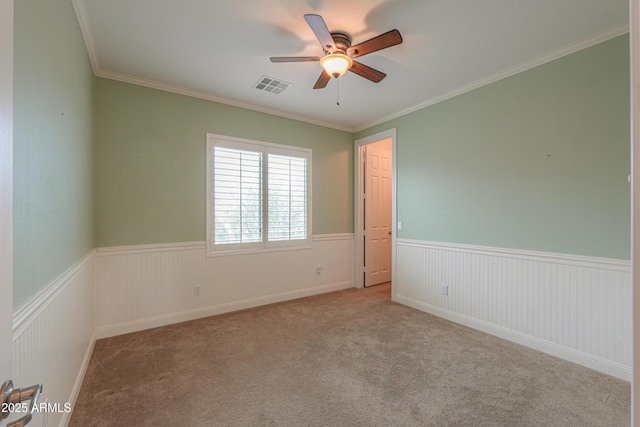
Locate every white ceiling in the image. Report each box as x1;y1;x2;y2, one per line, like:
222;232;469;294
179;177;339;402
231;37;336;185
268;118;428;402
74;0;629;132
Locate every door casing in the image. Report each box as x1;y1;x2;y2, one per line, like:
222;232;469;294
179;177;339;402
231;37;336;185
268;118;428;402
354;129;397;296
630;0;639;424
0;0;14;398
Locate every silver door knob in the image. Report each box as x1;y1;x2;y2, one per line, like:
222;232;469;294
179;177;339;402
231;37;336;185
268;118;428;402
1;380;43;427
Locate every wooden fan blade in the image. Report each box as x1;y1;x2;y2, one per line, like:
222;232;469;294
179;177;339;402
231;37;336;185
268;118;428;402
349;61;386;83
270;56;321;63
304;14;336;53
313;70;331;89
347;29;402;58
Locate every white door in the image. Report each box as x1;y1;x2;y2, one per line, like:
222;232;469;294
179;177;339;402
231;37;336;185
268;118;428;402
1;0;14;398
364;145;392;287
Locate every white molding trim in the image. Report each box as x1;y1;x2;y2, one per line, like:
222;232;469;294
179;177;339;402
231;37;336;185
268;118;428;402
97;69;353;133
96;281;352;339
354;129;398;289
0;0;13;383
71;0;100;74
354;23;630;132
632;0;640;422
312;233;354;242
61;332;96;426
397;238;630;273
72;0;628;134
96;241;205;257
12;249;95;427
205;133;314;257
12;249;96;339
95;235;355;337
70;1;353;132
395;294;631;381
395;239;631;381
96;234;354;257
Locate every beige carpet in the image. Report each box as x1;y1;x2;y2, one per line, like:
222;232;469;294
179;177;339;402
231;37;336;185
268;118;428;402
70;284;630;426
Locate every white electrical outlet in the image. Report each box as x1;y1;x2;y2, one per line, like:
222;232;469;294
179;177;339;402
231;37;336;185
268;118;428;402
441;284;448;296
315;265;322;276
194;285;201;296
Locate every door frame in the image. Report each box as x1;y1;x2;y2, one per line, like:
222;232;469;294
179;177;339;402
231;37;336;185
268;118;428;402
0;0;14;392
354;129;397;294
362;143;393;287
631;0;639;424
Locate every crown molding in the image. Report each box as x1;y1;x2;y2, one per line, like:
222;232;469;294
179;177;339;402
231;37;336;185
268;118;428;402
71;0;100;74
71;0;354;132
94;69;355;133
353;22;630;132
72;0;628;135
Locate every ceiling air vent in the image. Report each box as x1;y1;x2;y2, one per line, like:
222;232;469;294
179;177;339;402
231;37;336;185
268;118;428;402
253;76;291;94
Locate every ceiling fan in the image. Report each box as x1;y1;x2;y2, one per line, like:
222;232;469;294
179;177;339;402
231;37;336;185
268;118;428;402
270;14;402;89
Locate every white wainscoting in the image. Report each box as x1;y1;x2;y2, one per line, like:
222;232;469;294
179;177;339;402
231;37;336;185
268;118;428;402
395;239;632;381
12;250;96;427
95;234;354;339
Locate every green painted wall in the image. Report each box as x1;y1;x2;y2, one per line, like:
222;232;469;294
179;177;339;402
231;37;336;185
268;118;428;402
94;78;353;247
12;5;629;310
356;35;630;259
13;0;94;308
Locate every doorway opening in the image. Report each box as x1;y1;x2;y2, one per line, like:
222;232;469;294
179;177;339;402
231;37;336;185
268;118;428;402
354;129;396;294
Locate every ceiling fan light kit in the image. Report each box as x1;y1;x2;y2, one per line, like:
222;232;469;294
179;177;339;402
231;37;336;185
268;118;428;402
320;53;353;78
270;14;403;90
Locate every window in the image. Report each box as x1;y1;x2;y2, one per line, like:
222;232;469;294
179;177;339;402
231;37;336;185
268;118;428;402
206;134;312;254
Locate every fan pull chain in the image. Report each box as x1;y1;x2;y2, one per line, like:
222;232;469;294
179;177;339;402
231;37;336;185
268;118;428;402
336;78;340;106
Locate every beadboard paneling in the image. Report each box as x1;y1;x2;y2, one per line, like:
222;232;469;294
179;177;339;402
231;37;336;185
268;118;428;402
395;239;631;381
95;234;354;338
12;250;95;427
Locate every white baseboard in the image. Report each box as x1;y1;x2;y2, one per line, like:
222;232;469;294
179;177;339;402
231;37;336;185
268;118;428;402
95;236;355;338
395;294;631;381
11;235;354;426
12;250;96;427
14;232;627;427
61;332;96;426
395;239;631;382
96;281;352;339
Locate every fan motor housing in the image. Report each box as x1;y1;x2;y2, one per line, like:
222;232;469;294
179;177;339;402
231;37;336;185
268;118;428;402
330;31;352;53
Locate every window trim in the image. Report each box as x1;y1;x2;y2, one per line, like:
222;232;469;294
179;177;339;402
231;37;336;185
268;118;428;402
206;133;312;256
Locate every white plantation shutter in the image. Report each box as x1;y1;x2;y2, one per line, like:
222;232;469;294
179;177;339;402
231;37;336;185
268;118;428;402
214;146;262;245
268;154;307;242
207;135;311;254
